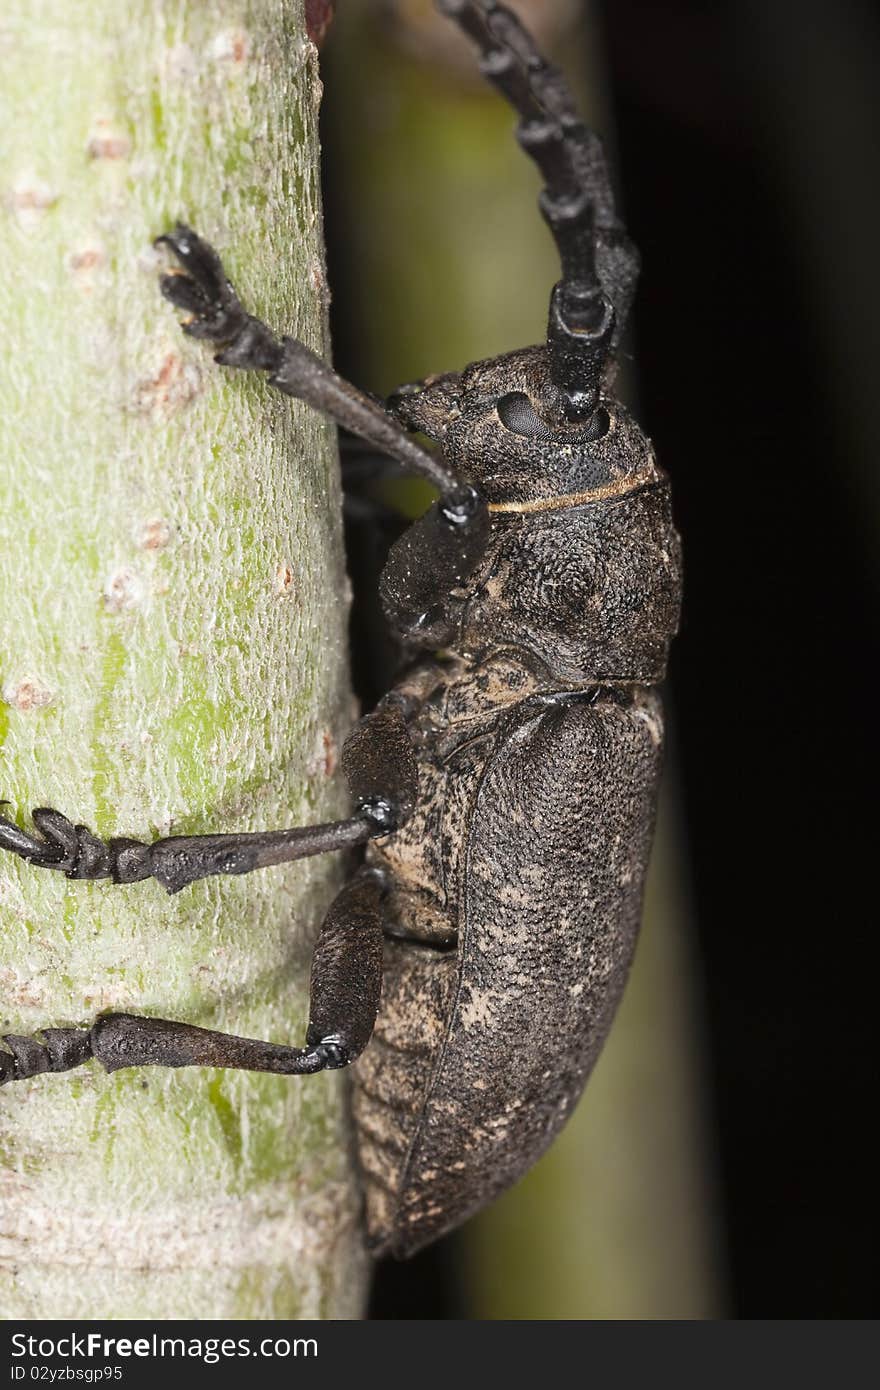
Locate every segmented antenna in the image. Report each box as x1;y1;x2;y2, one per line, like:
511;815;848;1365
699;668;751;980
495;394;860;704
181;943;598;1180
438;0;625;422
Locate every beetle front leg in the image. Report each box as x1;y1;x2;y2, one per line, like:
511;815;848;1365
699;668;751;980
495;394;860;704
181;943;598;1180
157;227;491;618
0;868;384;1087
157;226;462;498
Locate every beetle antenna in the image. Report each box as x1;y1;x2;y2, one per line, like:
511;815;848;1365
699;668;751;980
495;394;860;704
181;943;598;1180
437;0;633;422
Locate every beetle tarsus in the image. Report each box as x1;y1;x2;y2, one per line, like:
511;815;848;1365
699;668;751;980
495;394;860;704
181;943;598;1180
0;805;131;880
157;224;284;369
0;1027;93;1085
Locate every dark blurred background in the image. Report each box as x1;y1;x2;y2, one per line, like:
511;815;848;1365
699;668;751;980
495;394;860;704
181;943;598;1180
320;0;879;1318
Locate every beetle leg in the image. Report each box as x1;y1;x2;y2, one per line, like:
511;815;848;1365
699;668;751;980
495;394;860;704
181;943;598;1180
0;869;385;1086
341;698;420;827
0;804;382;895
157;225;459;497
0;704;420;894
158;225;491;587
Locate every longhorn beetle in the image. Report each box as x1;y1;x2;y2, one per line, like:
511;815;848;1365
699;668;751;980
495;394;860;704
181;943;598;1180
0;0;681;1256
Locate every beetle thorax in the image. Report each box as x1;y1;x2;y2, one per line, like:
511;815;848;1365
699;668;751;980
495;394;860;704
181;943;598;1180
386;346;682;684
453;483;682;685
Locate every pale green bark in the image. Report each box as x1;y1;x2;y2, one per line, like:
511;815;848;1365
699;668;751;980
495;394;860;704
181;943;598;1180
0;1;367;1319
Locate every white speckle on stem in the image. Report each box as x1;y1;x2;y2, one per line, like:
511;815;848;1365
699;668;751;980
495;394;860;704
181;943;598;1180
208;29;250;66
86;117;131;161
103;567;145;613
132;349;202;415
137;518;173;552
66;241;107;293
5;173;57;225
1;676;53;711
273;561;295;597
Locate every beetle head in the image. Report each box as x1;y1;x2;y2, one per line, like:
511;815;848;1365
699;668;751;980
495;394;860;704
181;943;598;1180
389;344;647;506
382;345;681;682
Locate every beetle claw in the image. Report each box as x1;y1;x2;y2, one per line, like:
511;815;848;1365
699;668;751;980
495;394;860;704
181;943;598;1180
0;805;118;879
157;225;284;369
156;224;248;344
0;804;66;868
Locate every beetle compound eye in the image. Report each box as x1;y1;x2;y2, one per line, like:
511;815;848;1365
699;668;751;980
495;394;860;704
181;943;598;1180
497;392;554;440
497;392;610;446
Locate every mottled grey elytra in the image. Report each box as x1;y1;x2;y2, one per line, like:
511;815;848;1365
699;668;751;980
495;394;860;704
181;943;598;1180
0;0;680;1257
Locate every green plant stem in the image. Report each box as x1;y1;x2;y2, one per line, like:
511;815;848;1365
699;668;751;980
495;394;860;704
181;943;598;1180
0;0;367;1319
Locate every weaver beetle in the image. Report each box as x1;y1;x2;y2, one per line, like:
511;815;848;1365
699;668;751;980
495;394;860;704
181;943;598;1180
0;0;680;1256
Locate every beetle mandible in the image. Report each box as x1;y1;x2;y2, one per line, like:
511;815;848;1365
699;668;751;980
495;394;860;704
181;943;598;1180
0;0;681;1257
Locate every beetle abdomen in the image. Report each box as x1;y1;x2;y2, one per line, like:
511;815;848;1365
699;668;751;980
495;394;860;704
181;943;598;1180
352;938;457;1248
361;689;665;1258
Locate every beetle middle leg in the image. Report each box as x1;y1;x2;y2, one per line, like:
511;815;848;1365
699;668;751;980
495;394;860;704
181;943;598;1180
0;697;419;892
0;867;384;1087
0;803;380;894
